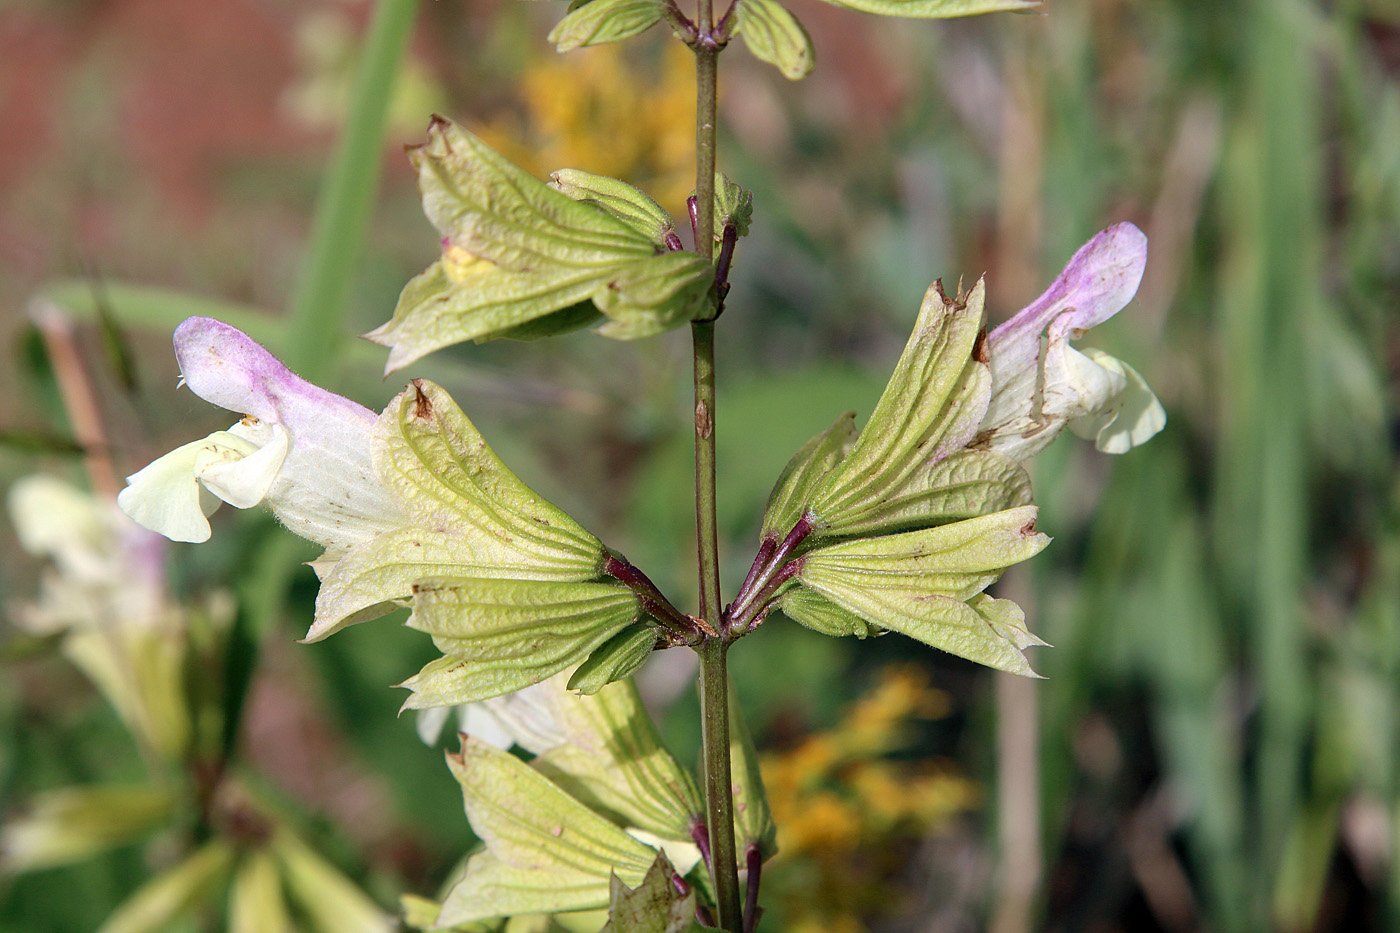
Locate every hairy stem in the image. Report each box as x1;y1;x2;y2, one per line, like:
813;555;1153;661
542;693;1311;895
698;639;742;931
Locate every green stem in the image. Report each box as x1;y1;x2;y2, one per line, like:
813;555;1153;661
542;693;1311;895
691;13;741;930
694;43;718;266
693;320;722;623
698;639;742;931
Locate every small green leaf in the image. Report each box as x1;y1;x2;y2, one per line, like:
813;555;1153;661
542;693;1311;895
599;852;696;933
401;579;642;708
550;170;678;248
593;251;714;340
411;117;653;271
437;738;659;926
803;506;1047;596
778;586;880;638
810;279;990;533
311;380;607;641
968;592;1049;655
710;172;753;242
798;506;1050;674
380;381;602;564
529;677;704;841
549;0;668;52
272;832;394;933
373;260;604;366
63;626;191;762
98;840;236;933
734;0;815;80
568;624;660;694
817;0;1037;18
0;784;175;873
761;411;856;539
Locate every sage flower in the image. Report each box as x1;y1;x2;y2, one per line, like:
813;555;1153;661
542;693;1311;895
118;317;403;558
978;222;1166;461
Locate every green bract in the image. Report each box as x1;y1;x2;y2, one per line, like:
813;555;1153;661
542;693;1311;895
807;279;993;536
733;0;815;80
751;278;1051;675
271;832;397;933
367;119;713;372
817;0;1038;18
548;0;669;52
436;738;661;926
99;841;236;933
527;677;704;841
230;851;290;933
727;688;777;857
600;853;705;933
796;507;1050;675
311;380;608;642
707;172;753;243
760;411;856;540
820;447;1033;540
0;784;175;873
568;624;660;693
550;169;679;248
401;579;643;708
776;585;878;639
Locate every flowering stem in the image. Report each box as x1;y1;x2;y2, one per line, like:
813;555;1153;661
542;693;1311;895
690;9;742;929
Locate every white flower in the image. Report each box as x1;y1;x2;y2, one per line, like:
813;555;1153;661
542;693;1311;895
979;222;1166;461
415;679;567;752
8;475;167;635
118;317;403;558
7;477;195;758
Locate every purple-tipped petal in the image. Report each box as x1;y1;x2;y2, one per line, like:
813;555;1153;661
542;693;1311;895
987;222;1148;382
168;317;403;552
174;317;377;430
979;224;1151;461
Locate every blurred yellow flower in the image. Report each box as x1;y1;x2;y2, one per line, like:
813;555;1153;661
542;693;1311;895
760;664;979;931
481;43;697;217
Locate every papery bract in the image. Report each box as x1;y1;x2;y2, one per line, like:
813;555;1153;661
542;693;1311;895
366;119;714;372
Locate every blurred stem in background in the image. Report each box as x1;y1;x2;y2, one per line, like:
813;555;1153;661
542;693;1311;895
990;20;1045;933
1215;0;1317;925
1020;0;1353;929
220;0;420;764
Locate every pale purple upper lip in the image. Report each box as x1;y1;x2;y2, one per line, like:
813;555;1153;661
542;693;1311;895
987;222;1148;368
173;316;377;429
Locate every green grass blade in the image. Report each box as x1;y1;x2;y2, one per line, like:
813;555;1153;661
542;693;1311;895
284;0;421;381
